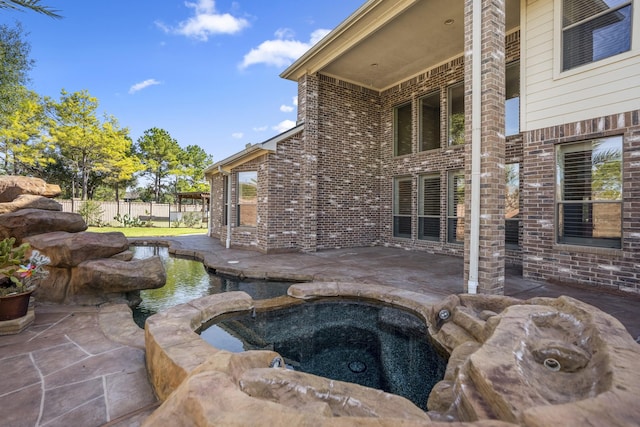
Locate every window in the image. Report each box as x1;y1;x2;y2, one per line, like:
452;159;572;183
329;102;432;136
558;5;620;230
505;62;520;136
562;0;632;71
556;136;622;248
505;163;520;248
419;92;441;151
448;83;465;146
419;175;441;241
447;170;465;243
222;175;229;226
237;171;257;227
393;177;412;238
394;103;412;156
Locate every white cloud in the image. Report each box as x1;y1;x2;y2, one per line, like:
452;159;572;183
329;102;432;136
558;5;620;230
231;132;244;139
240;28;331;69
273;120;296;134
253;126;268;132
293;96;298;106
280;105;294;113
156;0;249;41
129;79;161;94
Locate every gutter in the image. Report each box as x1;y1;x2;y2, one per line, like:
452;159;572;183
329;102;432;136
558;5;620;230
468;0;482;295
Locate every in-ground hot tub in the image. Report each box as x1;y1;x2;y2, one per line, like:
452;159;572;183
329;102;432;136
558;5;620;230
201;299;447;410
143;282;640;426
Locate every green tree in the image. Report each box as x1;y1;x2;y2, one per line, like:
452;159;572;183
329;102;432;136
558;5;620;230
0;86;51;174
47;90;140;200
0;1;61;18
0;22;33;126
174;144;213;193
136;127;182;202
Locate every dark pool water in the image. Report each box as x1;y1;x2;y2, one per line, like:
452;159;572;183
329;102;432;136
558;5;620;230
200;300;448;410
131;246;293;327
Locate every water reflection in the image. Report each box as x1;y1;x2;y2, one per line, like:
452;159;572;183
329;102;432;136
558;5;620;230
131;246;293;327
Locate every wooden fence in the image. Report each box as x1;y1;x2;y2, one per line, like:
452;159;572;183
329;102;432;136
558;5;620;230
57;199;208;226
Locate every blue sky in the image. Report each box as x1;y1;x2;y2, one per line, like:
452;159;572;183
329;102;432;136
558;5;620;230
0;0;364;162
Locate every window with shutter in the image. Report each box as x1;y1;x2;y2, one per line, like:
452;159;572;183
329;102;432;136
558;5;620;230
447;170;465;243
556;136;622;248
393;177;412;238
562;0;632;71
419;175;441;241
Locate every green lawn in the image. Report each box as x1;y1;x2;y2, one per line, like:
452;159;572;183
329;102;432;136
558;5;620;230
87;226;208;237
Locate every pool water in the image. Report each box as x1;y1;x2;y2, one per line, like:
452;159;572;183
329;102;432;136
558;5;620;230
200;300;448;410
131;246;294;327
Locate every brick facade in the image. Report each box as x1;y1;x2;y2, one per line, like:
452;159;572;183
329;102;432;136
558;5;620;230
207;10;639;294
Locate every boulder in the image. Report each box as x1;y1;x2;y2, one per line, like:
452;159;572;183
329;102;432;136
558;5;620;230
24;231;129;268
0;209;87;242
0;176;61;202
70;257;166;296
0;194;62;214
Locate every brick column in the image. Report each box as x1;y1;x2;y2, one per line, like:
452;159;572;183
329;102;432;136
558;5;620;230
463;0;506;294
297;74;319;252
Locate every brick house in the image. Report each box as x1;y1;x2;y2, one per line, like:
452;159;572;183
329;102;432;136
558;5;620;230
205;0;640;294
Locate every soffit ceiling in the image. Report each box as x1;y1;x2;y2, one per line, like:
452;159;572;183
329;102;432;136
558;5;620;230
285;0;520;91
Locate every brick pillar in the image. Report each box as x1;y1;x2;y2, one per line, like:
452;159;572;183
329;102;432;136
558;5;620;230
463;0;506;294
297;74;319;252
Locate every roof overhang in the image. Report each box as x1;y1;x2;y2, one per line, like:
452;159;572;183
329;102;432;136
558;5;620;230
205;123;305;178
281;0;520;92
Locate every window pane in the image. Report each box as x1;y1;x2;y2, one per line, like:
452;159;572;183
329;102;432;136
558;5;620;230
505;62;520;136
505;163;520;248
419;175;440;241
448;84;465;146
237;171;257;227
562;2;632;71
420;92;441;151
556;137;622;248
447;171;464;243
395;103;412;156
394;178;412;238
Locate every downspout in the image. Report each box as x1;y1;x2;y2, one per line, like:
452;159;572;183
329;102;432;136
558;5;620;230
218;166;232;249
468;0;482;294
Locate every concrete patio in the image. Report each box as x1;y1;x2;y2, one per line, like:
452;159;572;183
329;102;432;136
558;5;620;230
1;234;639;426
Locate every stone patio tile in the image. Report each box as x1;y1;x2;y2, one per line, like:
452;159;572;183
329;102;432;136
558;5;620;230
0;330;71;359
41;395;107;427
32;342;91;377
44;346;145;389
0;383;41;427
0;353;40;392
40;377;104;424
105;368;157;420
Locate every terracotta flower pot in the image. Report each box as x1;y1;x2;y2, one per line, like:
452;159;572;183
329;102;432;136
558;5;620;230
0;290;33;321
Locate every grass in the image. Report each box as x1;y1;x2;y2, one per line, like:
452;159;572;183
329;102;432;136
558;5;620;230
87;226;208;237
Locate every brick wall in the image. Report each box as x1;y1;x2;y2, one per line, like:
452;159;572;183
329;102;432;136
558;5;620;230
523;110;640;293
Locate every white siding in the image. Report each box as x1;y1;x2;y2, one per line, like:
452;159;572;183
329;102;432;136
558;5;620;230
522;0;640;131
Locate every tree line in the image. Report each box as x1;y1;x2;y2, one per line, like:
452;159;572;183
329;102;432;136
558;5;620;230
0;18;213;203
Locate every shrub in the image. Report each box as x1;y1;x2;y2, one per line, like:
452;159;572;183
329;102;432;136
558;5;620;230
113;213;146;228
78;200;104;227
182;212;200;228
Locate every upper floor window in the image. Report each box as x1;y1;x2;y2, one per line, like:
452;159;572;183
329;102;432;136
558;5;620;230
556;136;622;248
448;83;465;146
419;92;441;151
505;62;520;136
562;0;632;71
237;171;257;227
394;103;412;156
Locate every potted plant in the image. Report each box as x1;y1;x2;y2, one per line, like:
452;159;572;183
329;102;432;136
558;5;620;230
0;237;50;321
